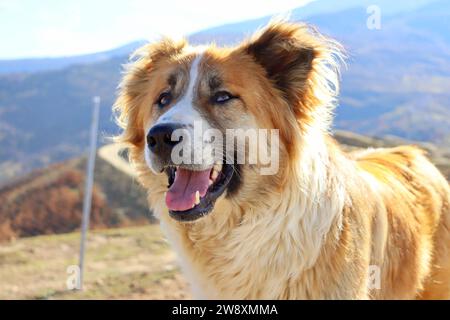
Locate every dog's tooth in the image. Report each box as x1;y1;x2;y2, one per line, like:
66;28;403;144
214;163;223;172
208;179;214;186
211;169;219;181
195;191;200;205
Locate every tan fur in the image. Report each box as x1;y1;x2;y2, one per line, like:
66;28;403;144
114;21;450;299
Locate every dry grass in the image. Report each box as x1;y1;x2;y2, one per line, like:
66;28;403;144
0;225;190;300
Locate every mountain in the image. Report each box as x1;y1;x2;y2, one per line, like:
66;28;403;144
0;0;450;182
0;56;123;181
189;0;440;44
0;41;144;75
189;0;450;144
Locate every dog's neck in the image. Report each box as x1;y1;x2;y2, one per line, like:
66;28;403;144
279;127;346;269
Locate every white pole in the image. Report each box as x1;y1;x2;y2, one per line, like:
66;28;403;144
78;96;100;291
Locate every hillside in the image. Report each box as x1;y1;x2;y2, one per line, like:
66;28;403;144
191;0;450;143
0;57;124;183
334;130;450;180
0;145;152;242
0;0;450;183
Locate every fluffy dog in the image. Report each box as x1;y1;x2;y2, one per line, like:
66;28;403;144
114;21;450;299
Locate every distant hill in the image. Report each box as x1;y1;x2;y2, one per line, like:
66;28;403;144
0;56;123;182
189;0;441;44
190;0;450;144
333;130;450;180
0;0;449;183
0;144;152;242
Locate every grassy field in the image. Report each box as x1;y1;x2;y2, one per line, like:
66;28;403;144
0;225;190;299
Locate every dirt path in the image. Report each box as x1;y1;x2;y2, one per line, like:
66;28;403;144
98;143;137;178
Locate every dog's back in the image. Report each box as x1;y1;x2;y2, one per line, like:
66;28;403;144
355;146;450;299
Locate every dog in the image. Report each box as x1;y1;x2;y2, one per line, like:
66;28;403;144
114;21;450;299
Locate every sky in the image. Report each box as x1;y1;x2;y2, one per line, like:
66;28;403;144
0;0;314;59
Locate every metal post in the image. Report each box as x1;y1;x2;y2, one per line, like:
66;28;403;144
78;96;100;291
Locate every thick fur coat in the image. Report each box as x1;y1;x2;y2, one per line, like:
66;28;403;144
114;22;450;299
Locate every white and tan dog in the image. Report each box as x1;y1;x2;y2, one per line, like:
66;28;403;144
114;21;450;299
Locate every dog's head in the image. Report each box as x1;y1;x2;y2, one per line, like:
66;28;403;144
114;21;343;222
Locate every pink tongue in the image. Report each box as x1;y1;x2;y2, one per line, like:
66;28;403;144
165;168;211;211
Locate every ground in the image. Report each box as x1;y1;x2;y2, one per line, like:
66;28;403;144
0;225;191;299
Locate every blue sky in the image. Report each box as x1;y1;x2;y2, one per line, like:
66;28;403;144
0;0;313;59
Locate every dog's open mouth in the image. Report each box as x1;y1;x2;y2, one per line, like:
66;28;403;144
164;162;234;222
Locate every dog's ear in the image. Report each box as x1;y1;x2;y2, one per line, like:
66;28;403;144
241;21;344;130
242;22;317;102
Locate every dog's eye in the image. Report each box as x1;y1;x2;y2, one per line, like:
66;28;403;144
157;92;172;108
213;91;234;104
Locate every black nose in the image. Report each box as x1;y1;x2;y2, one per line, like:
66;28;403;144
147;123;184;156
